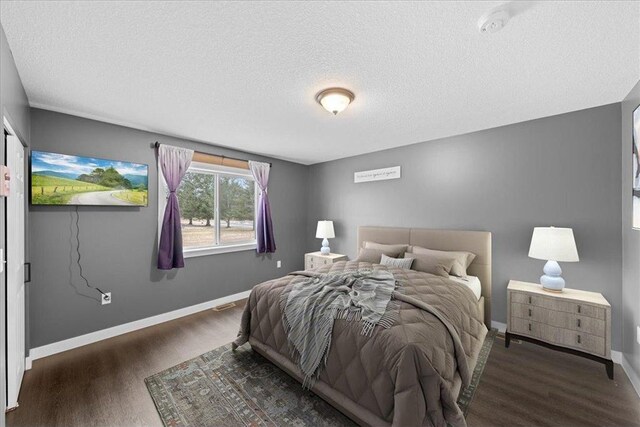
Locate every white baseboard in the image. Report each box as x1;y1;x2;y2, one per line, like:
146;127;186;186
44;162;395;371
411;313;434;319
491;321;507;333
27;290;251;363
621;354;640;398
611;350;623;365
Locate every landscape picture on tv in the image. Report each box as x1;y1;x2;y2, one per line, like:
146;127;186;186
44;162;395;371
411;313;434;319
31;151;148;206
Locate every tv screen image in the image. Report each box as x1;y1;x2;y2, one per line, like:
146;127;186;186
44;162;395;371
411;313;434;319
31;151;148;206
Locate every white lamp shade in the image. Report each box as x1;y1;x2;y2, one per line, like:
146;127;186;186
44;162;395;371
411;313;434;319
315;221;335;239
528;227;579;262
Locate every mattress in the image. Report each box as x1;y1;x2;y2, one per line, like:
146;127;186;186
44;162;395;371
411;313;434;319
450;275;482;301
235;261;488;426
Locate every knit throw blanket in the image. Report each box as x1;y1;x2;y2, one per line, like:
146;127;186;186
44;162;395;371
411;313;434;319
280;269;399;387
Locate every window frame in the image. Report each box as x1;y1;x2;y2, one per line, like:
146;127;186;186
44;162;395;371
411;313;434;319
158;160;258;258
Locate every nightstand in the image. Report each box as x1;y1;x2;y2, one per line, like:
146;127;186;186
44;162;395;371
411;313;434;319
506;280;613;379
304;251;347;270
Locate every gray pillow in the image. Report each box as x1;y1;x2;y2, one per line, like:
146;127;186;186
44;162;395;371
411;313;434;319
363;241;408;256
380;253;414;269
355;248;403;264
404;253;454;277
408;246;476;277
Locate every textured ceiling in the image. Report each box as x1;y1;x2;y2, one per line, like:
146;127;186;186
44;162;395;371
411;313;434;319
1;1;638;164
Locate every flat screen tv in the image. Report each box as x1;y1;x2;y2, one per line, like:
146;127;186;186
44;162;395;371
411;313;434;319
31;150;148;206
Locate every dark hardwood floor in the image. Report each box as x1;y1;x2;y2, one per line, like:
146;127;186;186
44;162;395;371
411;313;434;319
8;301;247;427
8;300;640;427
468;334;640;427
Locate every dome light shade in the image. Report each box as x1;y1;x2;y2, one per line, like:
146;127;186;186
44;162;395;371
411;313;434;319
316;88;354;115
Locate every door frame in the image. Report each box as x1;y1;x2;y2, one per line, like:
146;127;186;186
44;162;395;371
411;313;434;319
3;115;27;411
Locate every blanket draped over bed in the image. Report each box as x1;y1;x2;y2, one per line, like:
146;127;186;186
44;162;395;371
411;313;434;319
279;269;398;387
234;261;487;427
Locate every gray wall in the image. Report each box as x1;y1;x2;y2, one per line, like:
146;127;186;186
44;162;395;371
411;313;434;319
622;80;640;378
1;24;31;424
29;108;308;348
1;26;30;145
307;103;623;350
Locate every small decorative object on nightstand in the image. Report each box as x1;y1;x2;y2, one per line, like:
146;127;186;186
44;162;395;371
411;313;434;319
506;280;613;379
304;251;347;270
315;220;335;255
528;226;579;292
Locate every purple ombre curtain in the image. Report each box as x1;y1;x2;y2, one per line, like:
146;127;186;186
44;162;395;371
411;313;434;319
249;161;276;253
157;144;194;269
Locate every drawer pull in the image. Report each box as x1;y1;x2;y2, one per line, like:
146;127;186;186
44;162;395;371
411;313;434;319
577;319;581;328
528;323;532;332
528;296;532;304
577;335;581;344
528;308;532;317
577;305;581;314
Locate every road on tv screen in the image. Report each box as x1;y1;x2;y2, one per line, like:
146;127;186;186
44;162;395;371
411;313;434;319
69;190;140;206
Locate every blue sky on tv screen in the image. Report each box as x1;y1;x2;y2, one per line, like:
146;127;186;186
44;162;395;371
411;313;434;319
32;151;147;178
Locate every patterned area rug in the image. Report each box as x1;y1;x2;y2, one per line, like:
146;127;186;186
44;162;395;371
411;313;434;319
145;329;497;426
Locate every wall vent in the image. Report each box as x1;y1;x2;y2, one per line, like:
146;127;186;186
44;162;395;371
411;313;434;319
212;302;236;312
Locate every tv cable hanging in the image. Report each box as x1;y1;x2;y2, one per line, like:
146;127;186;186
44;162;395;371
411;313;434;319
75;206;110;302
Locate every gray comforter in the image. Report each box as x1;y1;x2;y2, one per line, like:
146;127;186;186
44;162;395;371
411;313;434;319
235;261;487;427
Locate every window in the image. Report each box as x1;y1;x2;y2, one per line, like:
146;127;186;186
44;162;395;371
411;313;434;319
159;162;257;257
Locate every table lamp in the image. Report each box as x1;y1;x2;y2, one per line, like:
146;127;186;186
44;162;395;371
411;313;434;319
316;220;335;255
528;226;579;292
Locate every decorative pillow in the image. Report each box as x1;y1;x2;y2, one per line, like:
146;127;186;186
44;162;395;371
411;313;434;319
404;253;454;277
380;253;414;269
355;248;403;264
363;241;409;255
408;246;476;277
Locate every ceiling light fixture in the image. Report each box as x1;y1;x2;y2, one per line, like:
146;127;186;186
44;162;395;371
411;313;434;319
478;8;510;34
316;88;354;115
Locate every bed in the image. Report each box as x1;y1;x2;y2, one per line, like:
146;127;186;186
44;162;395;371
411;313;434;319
235;226;492;426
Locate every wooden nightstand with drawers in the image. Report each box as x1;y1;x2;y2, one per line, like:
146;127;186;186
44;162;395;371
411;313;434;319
304;252;348;270
506;280;613;379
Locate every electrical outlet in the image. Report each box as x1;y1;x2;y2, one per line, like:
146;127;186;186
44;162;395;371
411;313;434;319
637;326;640;345
277;260;282;268
101;292;111;305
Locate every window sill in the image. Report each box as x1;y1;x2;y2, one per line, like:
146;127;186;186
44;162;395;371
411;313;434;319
183;242;257;258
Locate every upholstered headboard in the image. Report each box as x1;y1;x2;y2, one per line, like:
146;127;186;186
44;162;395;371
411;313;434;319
357;226;492;325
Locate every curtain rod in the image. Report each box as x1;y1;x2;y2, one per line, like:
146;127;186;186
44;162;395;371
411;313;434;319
153;141;272;167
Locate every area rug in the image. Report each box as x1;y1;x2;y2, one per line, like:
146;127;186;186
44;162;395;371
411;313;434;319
145;328;497;426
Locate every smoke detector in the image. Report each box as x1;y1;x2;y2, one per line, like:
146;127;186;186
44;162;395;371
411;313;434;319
478;8;510;34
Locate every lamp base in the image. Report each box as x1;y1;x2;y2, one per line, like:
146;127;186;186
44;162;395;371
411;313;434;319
320;238;330;255
540;260;565;292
